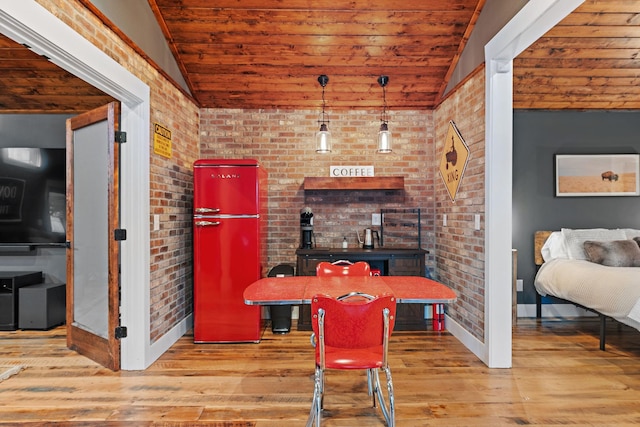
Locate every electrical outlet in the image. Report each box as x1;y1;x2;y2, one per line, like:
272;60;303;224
371;213;381;226
443;214;447;227
474;214;481;230
516;279;523;292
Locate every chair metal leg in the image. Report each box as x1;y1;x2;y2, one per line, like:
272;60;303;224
367;368;375;406
306;366;324;427
372;367;395;426
600;314;606;351
309;367;394;426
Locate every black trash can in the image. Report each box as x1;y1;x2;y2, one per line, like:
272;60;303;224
267;264;295;333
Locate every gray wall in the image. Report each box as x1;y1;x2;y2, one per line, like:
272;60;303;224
0;114;70;147
513;110;640;307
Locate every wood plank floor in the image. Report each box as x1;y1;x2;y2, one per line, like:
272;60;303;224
1;318;640;426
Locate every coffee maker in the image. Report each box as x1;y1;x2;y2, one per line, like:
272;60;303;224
300;207;314;249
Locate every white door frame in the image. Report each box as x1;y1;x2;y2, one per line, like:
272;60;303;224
0;0;154;370
482;0;584;367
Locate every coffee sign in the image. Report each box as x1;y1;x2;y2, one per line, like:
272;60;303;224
330;165;374;177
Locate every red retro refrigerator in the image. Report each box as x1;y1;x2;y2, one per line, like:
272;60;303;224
193;159;267;343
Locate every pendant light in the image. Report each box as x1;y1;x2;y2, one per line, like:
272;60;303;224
316;75;331;153
377;75;392;153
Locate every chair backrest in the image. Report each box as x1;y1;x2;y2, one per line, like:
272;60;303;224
311;293;396;351
316;260;371;276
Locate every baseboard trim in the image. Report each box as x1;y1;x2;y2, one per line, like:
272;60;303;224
445;314;487;365
517;303;597;318
147;313;193;369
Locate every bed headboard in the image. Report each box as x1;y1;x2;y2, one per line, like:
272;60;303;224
534;230;553;267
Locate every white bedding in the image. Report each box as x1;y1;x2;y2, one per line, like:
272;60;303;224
535;258;640;331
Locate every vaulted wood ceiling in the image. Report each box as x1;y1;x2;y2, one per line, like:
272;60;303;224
148;0;484;110
0;1;639;113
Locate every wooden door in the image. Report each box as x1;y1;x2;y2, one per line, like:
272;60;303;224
66;102;121;371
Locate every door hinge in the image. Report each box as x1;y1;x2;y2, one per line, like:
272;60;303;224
114;229;127;241
115;326;128;339
115;131;127;143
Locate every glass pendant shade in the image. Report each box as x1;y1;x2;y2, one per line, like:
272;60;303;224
315;75;331;153
316;123;331;153
377;122;392;153
376;75;392;153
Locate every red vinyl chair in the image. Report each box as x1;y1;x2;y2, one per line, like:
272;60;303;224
315;260;371;276
306;292;397;427
313;260;374;410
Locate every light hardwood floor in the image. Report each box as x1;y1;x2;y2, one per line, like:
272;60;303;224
1;318;640;426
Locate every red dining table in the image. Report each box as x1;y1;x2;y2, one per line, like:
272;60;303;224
243;275;457;306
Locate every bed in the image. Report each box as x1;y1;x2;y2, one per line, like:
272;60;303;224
534;228;640;350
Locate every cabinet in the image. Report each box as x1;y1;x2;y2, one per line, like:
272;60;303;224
19;283;66;330
0;271;43;330
296;248;428;330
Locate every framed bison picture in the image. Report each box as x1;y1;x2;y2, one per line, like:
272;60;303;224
555;153;640;197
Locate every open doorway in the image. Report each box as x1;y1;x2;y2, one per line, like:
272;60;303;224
0;2;151;370
0;31;115;352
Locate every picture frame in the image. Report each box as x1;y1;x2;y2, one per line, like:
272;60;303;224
555;153;640;197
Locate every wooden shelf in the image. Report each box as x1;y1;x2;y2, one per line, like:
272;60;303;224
303;176;404;190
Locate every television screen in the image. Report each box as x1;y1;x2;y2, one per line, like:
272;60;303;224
0;147;66;245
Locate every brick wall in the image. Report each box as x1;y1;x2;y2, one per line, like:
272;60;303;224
148;88;199;343
200;108;436;274
434;66;486;340
37;0;200;343
36;0;483;345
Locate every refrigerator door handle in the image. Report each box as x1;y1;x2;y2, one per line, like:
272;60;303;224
195;207;220;214
195;220;221;227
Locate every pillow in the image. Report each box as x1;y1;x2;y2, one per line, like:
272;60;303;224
541;231;569;262
561;228;627;260
623;228;640;239
583;240;640;267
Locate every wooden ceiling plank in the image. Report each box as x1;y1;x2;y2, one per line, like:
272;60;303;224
561;12;640;26
152;0;478;12
545;25;640;38
177;54;453;68
203;99;435;110
189;80;444;94
169;32;466;46
160;8;475;26
514;76;640;87
184;63;449;75
176;42;462;58
514;66;640;78
515;85;640;96
165;21;468;38
514;99;640;110
520;48;640;60
525;37;640;50
569;1;640;14
515;58;640;69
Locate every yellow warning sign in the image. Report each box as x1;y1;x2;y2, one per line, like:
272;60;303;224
438;121;470;201
153;123;172;158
